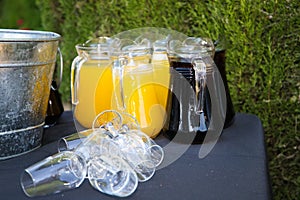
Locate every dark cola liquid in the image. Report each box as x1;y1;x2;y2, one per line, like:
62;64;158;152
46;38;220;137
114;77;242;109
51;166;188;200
213;49;235;128
164;51;235;144
164;57;208;144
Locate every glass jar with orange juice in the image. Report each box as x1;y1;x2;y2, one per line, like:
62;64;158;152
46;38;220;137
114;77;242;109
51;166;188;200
71;37;169;138
109;38;167;138
71;37;113;131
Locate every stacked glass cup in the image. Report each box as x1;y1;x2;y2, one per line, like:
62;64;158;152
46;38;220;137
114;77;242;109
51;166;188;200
20;110;164;197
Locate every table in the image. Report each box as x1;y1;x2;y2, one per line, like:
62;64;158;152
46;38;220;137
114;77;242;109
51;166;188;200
0;111;272;200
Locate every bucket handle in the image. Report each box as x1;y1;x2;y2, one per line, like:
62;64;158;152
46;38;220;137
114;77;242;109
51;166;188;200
51;47;63;90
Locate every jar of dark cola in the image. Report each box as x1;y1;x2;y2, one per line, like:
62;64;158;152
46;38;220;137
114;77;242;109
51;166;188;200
164;37;234;144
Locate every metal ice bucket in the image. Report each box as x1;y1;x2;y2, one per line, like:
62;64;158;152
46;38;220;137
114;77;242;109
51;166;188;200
0;29;62;159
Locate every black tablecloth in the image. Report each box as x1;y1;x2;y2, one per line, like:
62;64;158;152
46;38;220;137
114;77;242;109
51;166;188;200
0;111;272;200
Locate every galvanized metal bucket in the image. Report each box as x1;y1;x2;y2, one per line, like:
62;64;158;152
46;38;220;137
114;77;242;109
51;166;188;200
0;29;62;160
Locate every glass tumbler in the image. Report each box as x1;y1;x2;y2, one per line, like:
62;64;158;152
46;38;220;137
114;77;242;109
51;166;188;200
20;151;86;197
88;154;138;197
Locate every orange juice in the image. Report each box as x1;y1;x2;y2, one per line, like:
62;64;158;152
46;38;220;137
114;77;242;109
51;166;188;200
73;54;170;138
152;51;170;112
120;62;166;138
73;60;113;128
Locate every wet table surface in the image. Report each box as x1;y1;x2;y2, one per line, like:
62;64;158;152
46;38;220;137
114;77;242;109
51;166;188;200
0;111;272;200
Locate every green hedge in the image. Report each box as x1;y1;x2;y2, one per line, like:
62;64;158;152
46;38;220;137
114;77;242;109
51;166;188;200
35;0;299;199
0;0;41;30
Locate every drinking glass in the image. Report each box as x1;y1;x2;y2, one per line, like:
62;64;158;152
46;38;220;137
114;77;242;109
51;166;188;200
20;151;86;197
93;110;163;182
92;110;123;138
93;110;159;182
113;133;156;182
88;154;138;197
125;129;164;167
58;110;122;154
58;129;93;152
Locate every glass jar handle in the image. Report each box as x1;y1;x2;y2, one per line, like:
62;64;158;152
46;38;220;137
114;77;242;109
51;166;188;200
112;56;128;112
71;56;84;105
192;57;206;114
192;57;207;132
